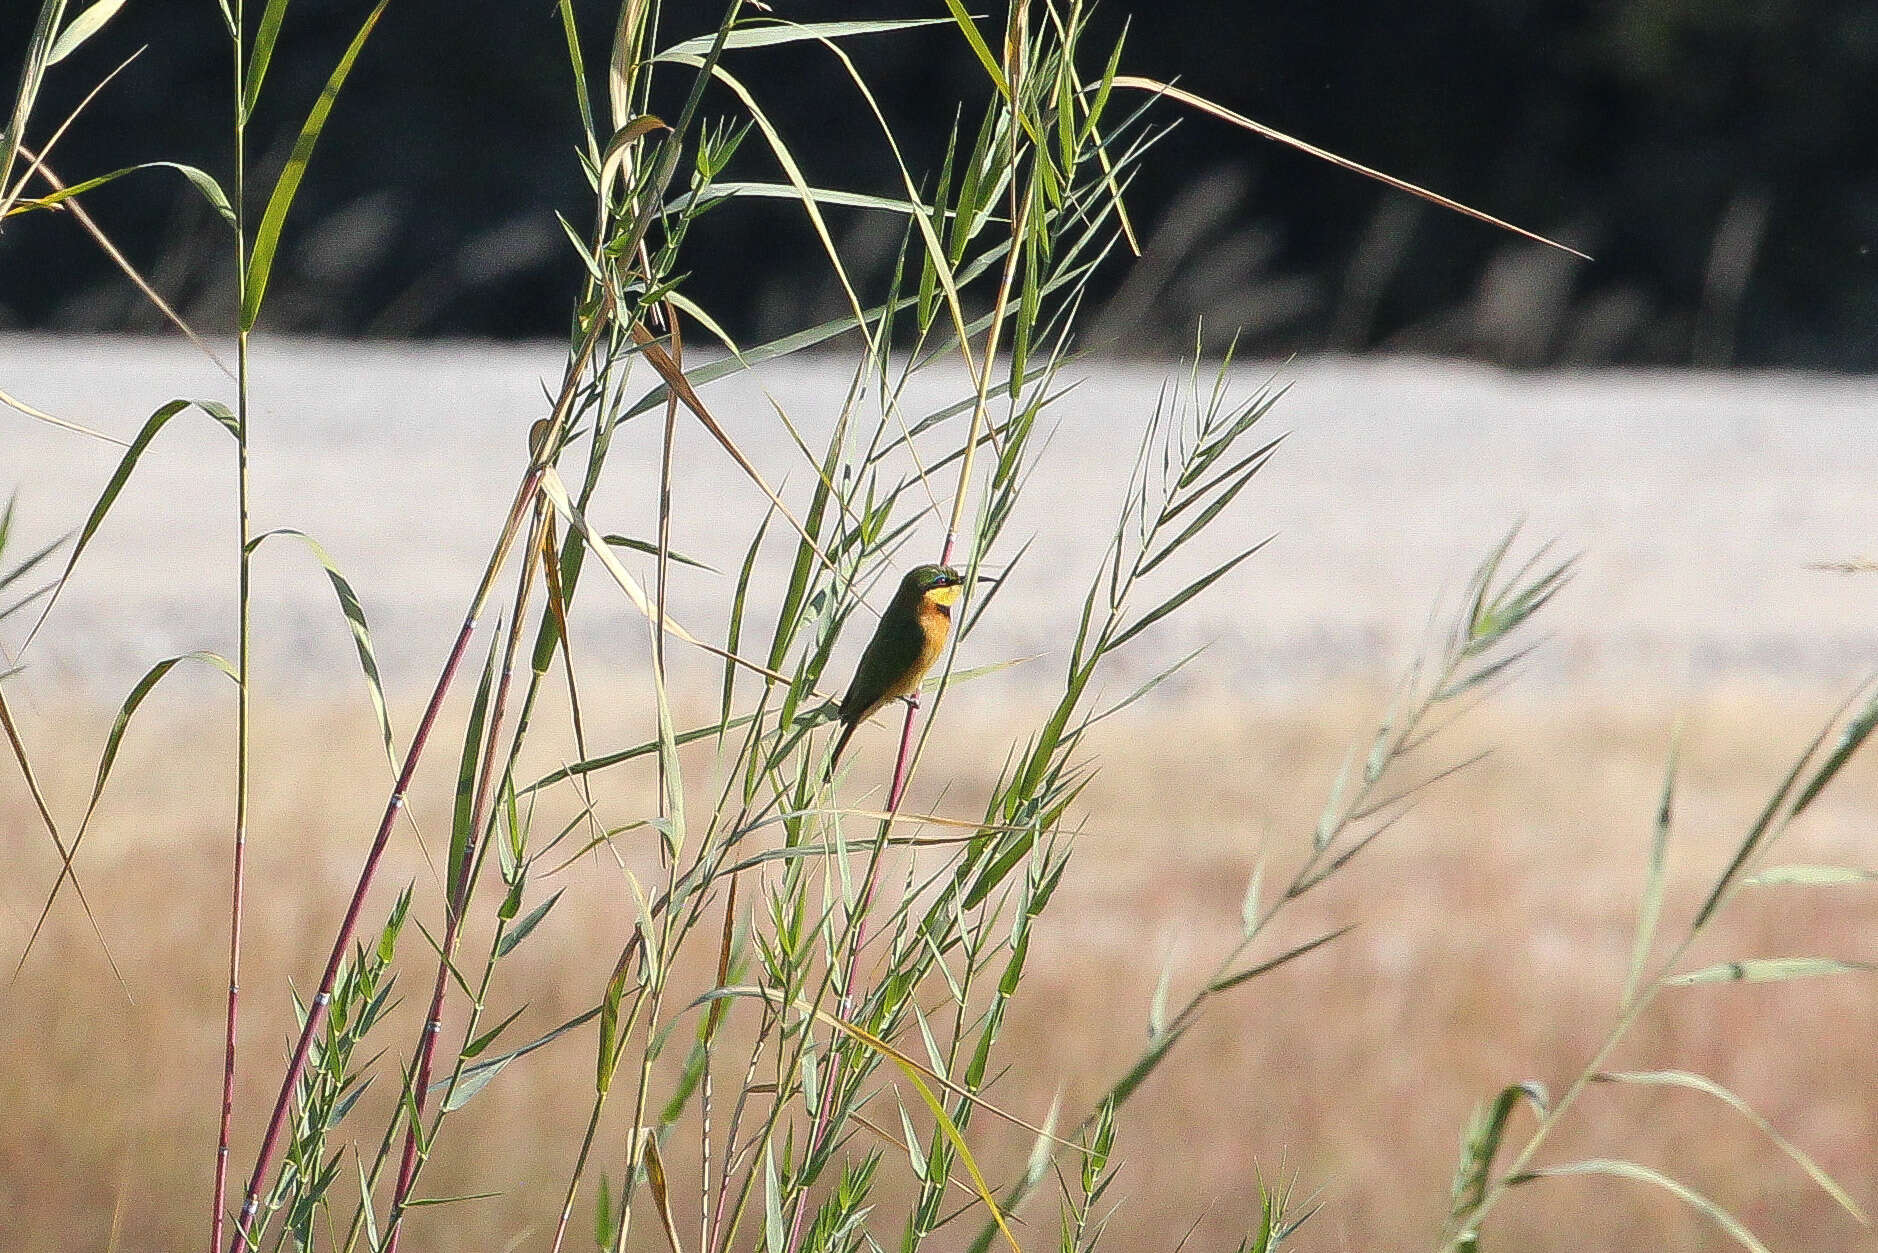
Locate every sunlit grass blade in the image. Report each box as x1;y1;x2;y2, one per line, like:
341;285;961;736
1665;957;1872;986
21;397;237;652
1110;76;1591;261
8;146;232;372
1508;1160;1771;1253
0;0;64;209
1595;1070;1867;1221
539;467;789;685
250;528;397;765
0;386;128;446
656;17;954;60
3;159;235;227
44;0;126;65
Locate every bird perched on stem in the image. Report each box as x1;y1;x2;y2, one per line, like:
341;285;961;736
826;564;965;776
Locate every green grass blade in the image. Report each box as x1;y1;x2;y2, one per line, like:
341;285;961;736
1595;1070;1867;1221
437;1006;601;1097
1;0;64;207
1788;684;1878;818
240;0;389;330
43;0;123;66
1511;1160;1771;1253
1666;957;1872;986
521;712;760;797
1693;701;1849;929
1445;1081;1549;1239
602;533;716;572
1109;535;1273;653
4;160;233;228
1624;724;1680;1006
249;528;397;765
449;627;502;903
45;0;123;66
240;0;293;119
494;888;564;961
21;398;238;653
672;179;930;216
1207;924;1355;995
721;503;774;737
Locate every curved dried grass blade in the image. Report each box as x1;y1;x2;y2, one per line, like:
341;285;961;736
539;468;789;685
1510;1160;1771;1253
1445;1081;1548;1238
1595;1070;1866;1221
1111;77;1590;261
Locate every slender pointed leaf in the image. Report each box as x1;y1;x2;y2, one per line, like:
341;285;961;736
241;0;389;329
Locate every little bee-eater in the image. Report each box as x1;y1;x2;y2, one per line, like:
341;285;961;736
827;564;966;773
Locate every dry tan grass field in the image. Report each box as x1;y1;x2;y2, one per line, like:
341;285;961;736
4;678;1874;1252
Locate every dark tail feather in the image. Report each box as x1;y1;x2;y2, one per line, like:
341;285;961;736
824;718;858;783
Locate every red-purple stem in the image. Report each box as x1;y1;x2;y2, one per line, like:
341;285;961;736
226;472;541;1251
212;821;244;1250
786;532;947;1253
382;514;540;1251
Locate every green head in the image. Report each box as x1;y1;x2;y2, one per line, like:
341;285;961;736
898;563;965;611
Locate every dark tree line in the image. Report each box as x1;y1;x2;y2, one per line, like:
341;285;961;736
3;0;1874;367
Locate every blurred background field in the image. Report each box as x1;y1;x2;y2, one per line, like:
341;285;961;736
5;341;1878;1250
